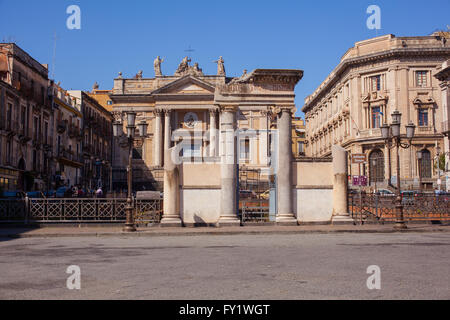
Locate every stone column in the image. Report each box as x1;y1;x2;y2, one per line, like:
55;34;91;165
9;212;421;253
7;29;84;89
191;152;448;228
276;107;297;225
161;147;182;227
163;109;171;166
153;109;162;167
331;145;353;224
209;108;217;157
218;106;240;226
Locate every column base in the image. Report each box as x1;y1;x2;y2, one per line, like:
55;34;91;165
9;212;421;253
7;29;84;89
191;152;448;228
394;222;408;230
160;217;183;228
331;214;354;225
276;214;298;226
122;224;137;232
218;216;241;227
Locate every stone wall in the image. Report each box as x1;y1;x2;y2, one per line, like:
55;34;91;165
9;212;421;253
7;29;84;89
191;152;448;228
292;158;334;224
179;162;221;226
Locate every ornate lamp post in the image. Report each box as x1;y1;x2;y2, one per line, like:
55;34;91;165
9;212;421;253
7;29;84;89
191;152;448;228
372;158;378;193
436;145;442;191
417;150;422;193
113;112;148;232
381;111;416;230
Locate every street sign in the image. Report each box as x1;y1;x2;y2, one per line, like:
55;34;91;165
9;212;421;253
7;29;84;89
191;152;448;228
360;176;368;187
352;175;367;186
351;153;367;164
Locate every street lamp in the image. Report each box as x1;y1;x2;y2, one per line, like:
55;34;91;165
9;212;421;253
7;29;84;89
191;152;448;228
372;158;378;193
417;150;422;193
381;111;416;230
436;145;442;191
112;113;148;232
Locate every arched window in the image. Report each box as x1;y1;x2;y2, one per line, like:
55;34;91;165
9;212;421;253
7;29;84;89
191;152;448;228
369;149;384;183
419;149;431;178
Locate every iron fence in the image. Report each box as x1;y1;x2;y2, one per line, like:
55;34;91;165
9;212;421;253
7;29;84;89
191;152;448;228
0;198;162;224
349;193;450;224
239;199;270;223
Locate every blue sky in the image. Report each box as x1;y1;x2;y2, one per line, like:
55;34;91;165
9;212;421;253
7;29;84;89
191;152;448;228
1;0;449;117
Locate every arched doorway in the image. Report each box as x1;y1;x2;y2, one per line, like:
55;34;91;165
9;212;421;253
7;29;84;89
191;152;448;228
369;149;385;183
419;149;431;178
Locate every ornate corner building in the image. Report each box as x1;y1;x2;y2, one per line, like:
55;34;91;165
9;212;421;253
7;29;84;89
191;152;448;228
302;33;450;191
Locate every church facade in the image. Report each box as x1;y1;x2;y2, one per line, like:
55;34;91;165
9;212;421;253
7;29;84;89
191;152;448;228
110;57;303;192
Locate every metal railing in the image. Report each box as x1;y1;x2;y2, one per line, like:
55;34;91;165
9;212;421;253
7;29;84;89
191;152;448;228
0;198;162;224
349;193;450;224
239;199;269;223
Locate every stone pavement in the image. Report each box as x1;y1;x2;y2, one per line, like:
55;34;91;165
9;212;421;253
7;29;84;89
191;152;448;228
0;222;449;238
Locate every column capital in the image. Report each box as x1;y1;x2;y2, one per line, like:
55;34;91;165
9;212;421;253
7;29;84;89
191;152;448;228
209;107;219;114
154;108;163;115
219;105;238;113
271;105;294;115
163;108;172;115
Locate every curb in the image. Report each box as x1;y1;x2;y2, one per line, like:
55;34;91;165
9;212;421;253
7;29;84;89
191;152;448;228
2;227;450;239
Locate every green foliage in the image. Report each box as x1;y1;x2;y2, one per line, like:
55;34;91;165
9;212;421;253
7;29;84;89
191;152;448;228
434;153;446;171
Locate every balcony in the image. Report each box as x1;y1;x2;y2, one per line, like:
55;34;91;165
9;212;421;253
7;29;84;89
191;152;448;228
68;125;82;139
58;148;83;167
57;120;67;133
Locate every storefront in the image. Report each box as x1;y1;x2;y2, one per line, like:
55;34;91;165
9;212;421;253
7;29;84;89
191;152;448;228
0;167;20;192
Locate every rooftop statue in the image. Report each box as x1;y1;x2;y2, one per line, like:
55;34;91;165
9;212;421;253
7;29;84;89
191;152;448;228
214;56;226;76
92;81;99;90
135;70;143;79
154;56;164;76
175;56;191;76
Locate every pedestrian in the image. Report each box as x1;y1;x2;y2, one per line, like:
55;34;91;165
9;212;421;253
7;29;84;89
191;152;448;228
95;187;103;198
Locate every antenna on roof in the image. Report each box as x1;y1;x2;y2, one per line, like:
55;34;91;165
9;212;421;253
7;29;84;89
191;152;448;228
184;45;195;62
51;32;58;79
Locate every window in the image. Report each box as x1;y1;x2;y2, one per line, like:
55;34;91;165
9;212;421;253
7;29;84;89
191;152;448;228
33;117;39;141
418;109;428;127
297;141;305;156
370;75;381;91
371;106;382;128
44;121;48;144
132;147;143;160
182;143;201;158
240;138;250;160
107;100;112;105
369;149;385;183
419;150;431;178
416;71;428;87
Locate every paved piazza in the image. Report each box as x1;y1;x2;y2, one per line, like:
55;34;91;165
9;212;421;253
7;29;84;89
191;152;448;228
0;233;449;300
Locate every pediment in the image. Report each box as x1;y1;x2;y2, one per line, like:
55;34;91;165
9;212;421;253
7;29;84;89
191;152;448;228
152;76;216;95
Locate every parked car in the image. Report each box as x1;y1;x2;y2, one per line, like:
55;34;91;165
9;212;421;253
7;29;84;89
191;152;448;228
239;190;257;199
259;190;270;200
55;187;71;198
376;189;395;196
26;191;45;198
0;191;25;199
401;191;417;205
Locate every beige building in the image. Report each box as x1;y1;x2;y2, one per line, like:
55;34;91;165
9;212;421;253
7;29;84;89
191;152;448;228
51;83;83;188
303;34;450;191
68;90;113;191
0;43;53;192
434;59;450;191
